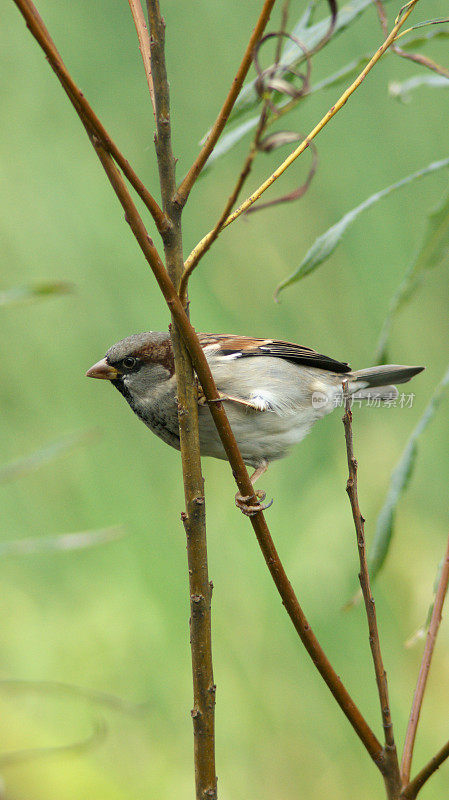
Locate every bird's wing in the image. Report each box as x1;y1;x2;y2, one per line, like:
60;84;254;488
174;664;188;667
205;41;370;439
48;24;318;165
198;334;351;374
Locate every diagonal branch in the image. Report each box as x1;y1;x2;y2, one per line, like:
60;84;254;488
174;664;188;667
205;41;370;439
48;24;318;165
185;0;420;263
12;0;168;236
175;0;277;207
342;393;401;799
401;531;449;784
401;739;449;799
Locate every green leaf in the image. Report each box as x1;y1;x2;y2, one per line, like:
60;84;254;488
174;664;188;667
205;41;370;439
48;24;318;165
0;526;125;557
0;281;72;308
389;74;449;103
376;192;449;363
274;156;449;298
0;430;97;484
367;365;449;580
399;23;449;51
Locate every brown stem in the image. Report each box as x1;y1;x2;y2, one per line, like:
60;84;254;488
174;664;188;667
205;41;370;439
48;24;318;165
175;0;277;206
15;0;387;775
401;740;449;799
12;0;168;236
401;532;449;784
146;2;216;798
128;0;157;119
342;392;401;798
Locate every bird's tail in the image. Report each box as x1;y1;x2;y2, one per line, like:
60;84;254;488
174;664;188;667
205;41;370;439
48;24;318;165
346;364;424;401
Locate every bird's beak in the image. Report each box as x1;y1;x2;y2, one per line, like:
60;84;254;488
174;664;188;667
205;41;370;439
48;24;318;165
86;358;119;380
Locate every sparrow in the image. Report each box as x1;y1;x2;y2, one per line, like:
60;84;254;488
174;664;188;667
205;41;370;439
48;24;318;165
86;332;424;513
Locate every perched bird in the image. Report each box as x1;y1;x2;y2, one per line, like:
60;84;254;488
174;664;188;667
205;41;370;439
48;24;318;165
86;332;424;513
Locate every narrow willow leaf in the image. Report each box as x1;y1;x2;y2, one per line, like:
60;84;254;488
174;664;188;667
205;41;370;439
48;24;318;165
400;26;449;51
389;74;449;102
367;366;449;580
0;430;97;483
0;526;125;557
274;156;449;298
0;281;72;308
375;192;449;364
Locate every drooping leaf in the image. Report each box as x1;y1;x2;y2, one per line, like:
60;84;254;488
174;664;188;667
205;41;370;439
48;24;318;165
389;73;449;102
274;156;449;298
0;430;97;484
230;0;376;121
0;281;72;308
0;526;125;557
367;365;449;581
376;192;449;363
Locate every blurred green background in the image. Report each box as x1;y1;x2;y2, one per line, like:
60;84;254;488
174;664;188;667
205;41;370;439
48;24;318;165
1;1;448;798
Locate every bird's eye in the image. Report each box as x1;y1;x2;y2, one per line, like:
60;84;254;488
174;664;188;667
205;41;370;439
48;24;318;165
122;356;137;371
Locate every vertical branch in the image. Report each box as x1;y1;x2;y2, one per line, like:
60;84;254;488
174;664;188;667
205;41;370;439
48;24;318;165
342;390;401;799
146;2;217;798
401;532;449;785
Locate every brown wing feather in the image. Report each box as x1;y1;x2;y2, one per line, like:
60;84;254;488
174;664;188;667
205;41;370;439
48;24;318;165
199;334;350;374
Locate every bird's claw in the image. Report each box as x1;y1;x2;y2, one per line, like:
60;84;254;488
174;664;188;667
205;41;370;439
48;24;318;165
235;489;273;516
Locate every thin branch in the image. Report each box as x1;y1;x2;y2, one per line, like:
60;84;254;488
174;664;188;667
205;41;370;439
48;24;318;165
146;2;217;798
401;739;449;799
175;0;277;206
12;0;168;236
401;531;449;784
342;392;401;798
186;0;420;260
374;0;449;78
128;0;157;119
15;0;387;773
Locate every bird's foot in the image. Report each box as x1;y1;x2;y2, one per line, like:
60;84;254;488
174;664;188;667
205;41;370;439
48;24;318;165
235;489;273;516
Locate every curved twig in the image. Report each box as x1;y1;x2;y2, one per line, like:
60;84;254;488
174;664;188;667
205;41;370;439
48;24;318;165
253;31;311;115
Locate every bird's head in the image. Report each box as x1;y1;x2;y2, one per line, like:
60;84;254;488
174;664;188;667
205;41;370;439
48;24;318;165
86;331;174;402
